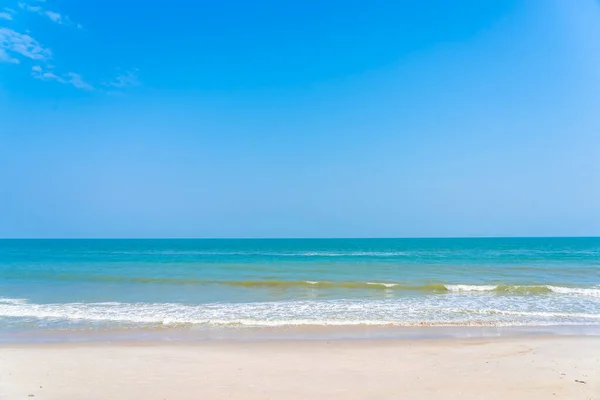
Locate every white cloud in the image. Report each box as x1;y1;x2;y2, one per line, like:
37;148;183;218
0;27;52;62
4;3;121;94
18;2;80;28
1;7;17;20
0;48;20;64
31;65;60;81
0;27;91;91
18;2;41;12
65;72;93;90
31;66;93;91
44;11;61;23
36;71;64;83
104;69;140;88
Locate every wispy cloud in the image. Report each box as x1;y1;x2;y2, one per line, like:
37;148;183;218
4;3;136;93
104;69;140;89
65;72;93;90
31;65;94;90
32;67;64;83
18;1;81;28
45;11;61;23
0;27;52;62
0;28;92;91
1;7;17;20
17;2;40;12
0;48;20;64
32;65;64;83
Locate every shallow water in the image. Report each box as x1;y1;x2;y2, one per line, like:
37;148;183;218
0;238;599;334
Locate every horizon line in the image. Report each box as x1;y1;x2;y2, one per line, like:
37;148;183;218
1;236;599;240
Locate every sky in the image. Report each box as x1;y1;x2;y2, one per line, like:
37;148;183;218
0;0;599;238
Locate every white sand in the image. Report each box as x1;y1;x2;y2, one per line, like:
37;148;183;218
1;336;599;399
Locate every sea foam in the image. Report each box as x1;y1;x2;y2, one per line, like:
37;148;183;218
0;295;599;329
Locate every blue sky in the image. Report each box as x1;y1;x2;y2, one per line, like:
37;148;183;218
1;0;599;238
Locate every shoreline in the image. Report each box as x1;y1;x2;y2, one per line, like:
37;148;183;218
1;323;599;343
1;335;598;399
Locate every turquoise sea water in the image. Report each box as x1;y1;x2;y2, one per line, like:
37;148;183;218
0;238;599;334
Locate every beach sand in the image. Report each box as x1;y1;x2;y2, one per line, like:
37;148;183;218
0;336;598;399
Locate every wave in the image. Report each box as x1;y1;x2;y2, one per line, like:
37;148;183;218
104;248;600;258
445;285;600;296
3;272;599;296
0;298;599;328
107;250;412;257
0;297;27;305
367;282;397;288
210;280;423;290
0;274;448;290
443;284;552;294
226;282;600;296
546;286;600;297
445;285;498;292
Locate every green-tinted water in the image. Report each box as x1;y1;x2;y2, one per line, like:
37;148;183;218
0;238;599;331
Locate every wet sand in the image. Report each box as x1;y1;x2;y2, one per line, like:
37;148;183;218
0;336;598;399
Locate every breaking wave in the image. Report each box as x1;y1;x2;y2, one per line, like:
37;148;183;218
0;295;599;329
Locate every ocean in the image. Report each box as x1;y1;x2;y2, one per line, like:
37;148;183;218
0;238;599;339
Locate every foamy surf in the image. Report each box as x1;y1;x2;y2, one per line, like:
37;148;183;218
442;284;600;296
1;237;599;336
366;282;397;288
547;286;600;297
445;285;498;292
0;295;599;329
0;297;28;305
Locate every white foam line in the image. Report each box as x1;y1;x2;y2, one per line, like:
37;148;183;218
0;298;599;328
0;297;28;305
366;282;397;288
445;285;497;292
547;286;600;297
